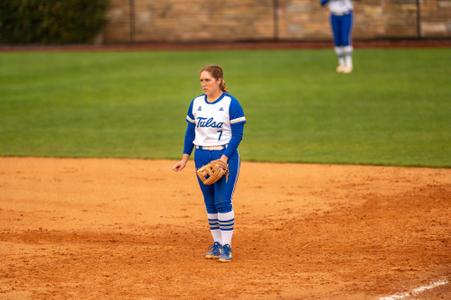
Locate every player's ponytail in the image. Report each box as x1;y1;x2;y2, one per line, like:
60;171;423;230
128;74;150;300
219;79;227;92
200;65;228;92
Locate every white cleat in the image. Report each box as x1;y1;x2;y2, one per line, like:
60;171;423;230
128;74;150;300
341;66;353;74
336;65;345;73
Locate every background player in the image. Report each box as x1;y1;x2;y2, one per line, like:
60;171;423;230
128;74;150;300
321;0;354;73
172;65;246;263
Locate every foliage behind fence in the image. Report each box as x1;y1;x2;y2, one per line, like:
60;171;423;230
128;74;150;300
0;0;109;44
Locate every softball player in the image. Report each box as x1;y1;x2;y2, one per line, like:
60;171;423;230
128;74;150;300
172;65;246;263
321;0;354;73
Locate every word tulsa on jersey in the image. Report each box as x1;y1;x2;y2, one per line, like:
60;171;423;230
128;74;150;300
197;117;224;128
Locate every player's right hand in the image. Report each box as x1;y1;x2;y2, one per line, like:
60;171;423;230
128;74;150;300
172;160;187;172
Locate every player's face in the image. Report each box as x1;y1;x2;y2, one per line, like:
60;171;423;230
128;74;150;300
200;71;221;96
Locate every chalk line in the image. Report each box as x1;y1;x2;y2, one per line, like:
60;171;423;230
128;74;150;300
379;279;448;300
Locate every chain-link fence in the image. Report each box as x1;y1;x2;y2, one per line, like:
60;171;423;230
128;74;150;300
102;0;451;43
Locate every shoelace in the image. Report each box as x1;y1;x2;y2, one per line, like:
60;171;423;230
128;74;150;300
210;243;221;252
222;246;230;256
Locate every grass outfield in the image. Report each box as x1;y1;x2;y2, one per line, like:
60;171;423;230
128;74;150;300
0;49;450;167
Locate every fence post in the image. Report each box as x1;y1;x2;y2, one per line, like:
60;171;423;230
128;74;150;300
273;0;279;40
416;0;421;39
129;0;136;43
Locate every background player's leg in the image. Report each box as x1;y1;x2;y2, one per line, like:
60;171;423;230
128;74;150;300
342;12;354;73
331;14;345;72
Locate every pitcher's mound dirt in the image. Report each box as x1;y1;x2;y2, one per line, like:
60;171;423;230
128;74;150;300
0;157;449;299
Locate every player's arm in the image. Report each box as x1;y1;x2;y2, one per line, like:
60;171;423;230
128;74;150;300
320;0;329;6
182;122;195;156
173;101;195;172
172;122;195;172
220;97;246;163
221;122;244;162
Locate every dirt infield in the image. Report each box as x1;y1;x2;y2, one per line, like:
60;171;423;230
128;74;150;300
0;157;449;299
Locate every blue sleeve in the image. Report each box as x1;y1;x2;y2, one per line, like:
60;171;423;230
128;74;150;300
223;121;244;159
183;122;195;155
229;97;246;125
320;0;329;6
182;100;195;155
186;100;195;124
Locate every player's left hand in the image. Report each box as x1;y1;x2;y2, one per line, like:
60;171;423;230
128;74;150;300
196;159;229;185
219;155;228;164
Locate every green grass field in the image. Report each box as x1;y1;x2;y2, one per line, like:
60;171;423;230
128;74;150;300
1;49;450;167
